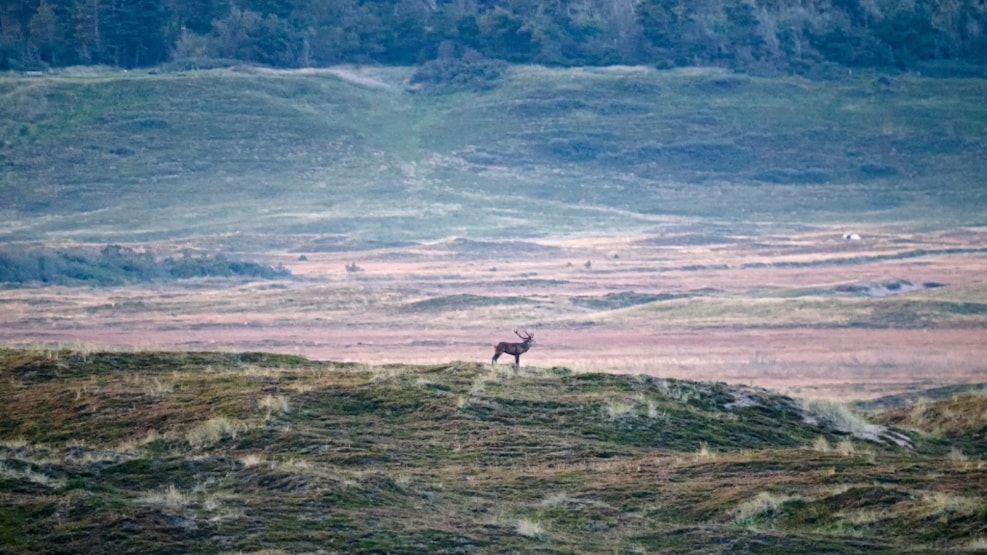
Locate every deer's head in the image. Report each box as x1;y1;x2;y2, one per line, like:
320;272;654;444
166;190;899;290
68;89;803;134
515;328;535;345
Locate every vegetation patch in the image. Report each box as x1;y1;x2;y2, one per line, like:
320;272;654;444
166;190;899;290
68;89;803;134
439;238;561;256
850;299;987;329
571;291;687;310
399;294;533;313
0;245;290;286
855;383;987;411
742;248;987;270
409;51;507;94
832;279;942;297
0;350;983;553
872;393;987;455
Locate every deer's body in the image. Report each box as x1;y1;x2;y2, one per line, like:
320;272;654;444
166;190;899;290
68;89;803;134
492;329;535;368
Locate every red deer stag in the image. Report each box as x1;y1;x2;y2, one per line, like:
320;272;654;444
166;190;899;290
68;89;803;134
492;329;535;368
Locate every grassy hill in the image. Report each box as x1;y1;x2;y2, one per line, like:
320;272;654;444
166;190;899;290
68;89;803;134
2;65;986;245
1;349;984;553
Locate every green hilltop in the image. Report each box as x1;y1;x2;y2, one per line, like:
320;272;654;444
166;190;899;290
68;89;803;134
2;65;986;244
1;349;984;553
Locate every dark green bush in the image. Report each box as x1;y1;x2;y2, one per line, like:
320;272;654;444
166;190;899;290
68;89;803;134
409;50;506;94
0;245;290;286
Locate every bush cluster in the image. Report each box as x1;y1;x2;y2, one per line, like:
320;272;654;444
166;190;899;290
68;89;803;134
0;245;291;286
409;49;507;94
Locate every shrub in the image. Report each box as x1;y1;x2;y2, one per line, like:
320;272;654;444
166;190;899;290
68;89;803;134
0;245;290;286
409;49;506;94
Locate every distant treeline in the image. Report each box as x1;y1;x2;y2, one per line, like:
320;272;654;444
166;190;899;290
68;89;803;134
1;0;985;75
0;244;291;286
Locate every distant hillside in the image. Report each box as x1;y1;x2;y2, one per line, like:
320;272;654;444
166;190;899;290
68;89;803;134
2;66;986;245
2;349;984;553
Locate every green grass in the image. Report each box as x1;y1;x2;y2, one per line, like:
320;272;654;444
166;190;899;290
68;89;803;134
1;349;984;553
2;66;986;245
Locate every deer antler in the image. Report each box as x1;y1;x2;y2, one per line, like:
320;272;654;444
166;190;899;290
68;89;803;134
515;328;533;340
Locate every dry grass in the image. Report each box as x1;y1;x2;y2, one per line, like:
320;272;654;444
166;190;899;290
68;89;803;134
695;441;717;461
835;438;856;456
185;416;248;448
948;446;969;463
1;438;29;449
237;453;265;468
137;484;195;511
801;399;874;436
603;399;637;420
881;393;987;435
732;491;799;525
258;394;290;416
514;517;548;539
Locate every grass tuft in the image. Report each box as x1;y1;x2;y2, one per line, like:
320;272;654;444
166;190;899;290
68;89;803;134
695;441;717;460
185;416;247;448
258;394;291;416
604;399;637;420
732;491;798;526
514;517;547;540
835;438;856;456
137;484;193;511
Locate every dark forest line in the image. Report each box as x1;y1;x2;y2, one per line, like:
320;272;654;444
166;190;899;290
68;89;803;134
2;0;986;76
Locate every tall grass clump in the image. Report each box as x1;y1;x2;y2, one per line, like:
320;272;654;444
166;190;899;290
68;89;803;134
732;491;799;526
695;441;717;461
137;484;193;511
514;517;547;540
801;398;874;436
258;394;290;417
185;416;246;448
604;399;637;420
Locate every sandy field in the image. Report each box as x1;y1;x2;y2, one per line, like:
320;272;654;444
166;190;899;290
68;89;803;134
3;224;985;399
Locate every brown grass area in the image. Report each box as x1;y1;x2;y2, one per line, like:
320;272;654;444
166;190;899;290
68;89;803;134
876;392;987;436
2;224;985;400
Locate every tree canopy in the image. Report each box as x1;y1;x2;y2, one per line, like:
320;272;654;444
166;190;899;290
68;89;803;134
1;0;985;73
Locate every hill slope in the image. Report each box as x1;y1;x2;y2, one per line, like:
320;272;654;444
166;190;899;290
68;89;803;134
1;349;983;553
2;66;986;244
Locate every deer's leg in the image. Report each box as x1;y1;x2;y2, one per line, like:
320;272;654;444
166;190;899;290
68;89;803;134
514;353;521;368
492;350;501;363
